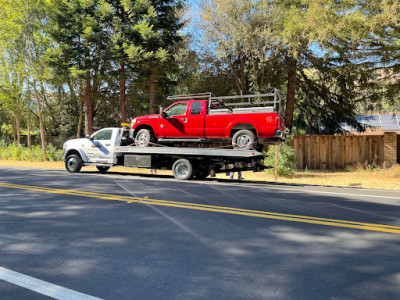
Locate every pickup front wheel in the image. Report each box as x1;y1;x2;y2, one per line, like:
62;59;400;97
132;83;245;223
172;159;193;180
135;129;154;147
232;130;256;149
65;154;83;173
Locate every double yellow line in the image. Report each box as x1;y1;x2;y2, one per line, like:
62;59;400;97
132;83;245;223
1;182;400;234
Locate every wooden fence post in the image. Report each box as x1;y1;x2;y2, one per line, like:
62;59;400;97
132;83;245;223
274;144;278;181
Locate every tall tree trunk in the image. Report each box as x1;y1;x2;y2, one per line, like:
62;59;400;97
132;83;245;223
41;82;56;126
27;82;31;148
149;68;155;114
285;57;297;132
120;63;126;122
85;71;93;135
77;80;84;138
240;54;245;93
33;79;47;161
15;116;20;145
227;55;242;94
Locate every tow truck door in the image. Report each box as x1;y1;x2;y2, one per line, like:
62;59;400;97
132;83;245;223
83;128;115;163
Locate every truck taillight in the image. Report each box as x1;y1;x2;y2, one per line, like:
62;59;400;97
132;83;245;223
275;116;280;125
275;115;284;129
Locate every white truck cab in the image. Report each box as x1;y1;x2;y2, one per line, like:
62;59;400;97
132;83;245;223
63;128;124;172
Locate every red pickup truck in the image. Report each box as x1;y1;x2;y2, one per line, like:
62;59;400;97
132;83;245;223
130;92;285;149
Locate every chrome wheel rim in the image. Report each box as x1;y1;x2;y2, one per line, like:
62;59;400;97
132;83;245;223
136;133;149;146
175;162;189;177
67;158;78;170
237;134;251;147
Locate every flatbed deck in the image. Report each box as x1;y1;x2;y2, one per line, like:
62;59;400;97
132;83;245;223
114;146;265;158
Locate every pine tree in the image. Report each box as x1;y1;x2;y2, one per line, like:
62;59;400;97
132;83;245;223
49;0;114;135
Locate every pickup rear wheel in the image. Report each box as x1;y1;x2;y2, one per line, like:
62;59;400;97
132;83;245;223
232;129;256;149
172;159;193;180
135;129;154;147
65;154;83;173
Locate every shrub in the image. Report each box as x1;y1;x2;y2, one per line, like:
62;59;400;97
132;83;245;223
11;145;23;160
0;144;63;162
46;144;63;161
265;142;297;178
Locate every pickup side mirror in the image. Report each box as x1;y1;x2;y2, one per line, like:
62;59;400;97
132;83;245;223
160;111;168;118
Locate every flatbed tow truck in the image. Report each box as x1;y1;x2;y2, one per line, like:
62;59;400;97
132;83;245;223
63;127;268;180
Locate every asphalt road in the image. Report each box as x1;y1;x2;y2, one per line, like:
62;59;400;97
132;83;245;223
1;166;400;299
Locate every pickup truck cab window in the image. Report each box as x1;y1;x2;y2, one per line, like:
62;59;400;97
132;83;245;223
166;103;187;116
92;129;112;140
190;102;202;115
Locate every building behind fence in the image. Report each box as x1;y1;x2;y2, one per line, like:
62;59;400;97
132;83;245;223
293;132;399;170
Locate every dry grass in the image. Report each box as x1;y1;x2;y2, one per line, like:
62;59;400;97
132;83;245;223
1;159;399;191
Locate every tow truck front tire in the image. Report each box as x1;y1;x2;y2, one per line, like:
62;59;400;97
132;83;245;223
172;159;193;180
65;154;83;173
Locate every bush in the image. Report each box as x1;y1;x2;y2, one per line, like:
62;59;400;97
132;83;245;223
265;142;297;178
0;144;63;162
47;144;64;161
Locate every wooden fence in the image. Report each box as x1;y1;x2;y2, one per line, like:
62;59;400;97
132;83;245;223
293;135;384;170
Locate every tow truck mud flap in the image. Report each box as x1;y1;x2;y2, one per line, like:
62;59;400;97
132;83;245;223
124;155;151;168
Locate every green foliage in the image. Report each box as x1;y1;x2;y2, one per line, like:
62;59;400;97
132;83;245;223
46;144;64;161
198;0;400;133
265;142;297;178
0;144;63;161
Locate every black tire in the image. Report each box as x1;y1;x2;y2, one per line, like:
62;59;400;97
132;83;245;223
255;143;265;152
232;129;256;149
194;169;210;180
134;129;154;147
193;165;210;180
65;154;83;173
172;159;193;180
96;166;110;173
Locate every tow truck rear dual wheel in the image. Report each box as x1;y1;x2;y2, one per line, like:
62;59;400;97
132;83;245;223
232;129;256;150
65;154;83;173
193;165;210;180
172;158;194;180
96;166;110;173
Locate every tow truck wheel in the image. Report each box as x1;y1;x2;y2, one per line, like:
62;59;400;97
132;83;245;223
65;154;83;173
194;168;210;180
172;159;193;180
135;129;153;147
96;166;110;173
193;165;210;180
232;130;256;150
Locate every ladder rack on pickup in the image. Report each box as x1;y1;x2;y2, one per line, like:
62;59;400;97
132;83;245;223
166;89;282;113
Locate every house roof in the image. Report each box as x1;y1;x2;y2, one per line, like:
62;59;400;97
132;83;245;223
341;113;400;132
